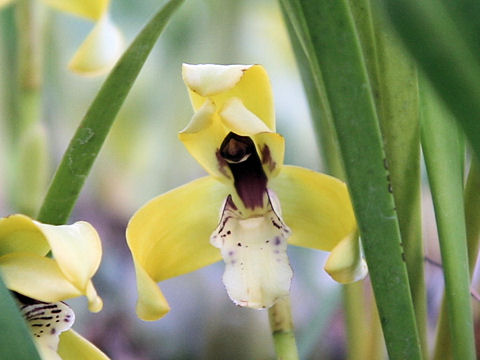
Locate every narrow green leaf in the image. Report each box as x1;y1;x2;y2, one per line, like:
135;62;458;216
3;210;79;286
281;1;422;359
278;0;342;177
37;0;184;225
378;0;480;163
279;6;370;359
0;276;41;359
420;79;475;360
465;158;480;271
370;14;427;356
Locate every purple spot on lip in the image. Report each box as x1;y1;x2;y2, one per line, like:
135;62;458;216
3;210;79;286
274;237;281;245
228;251;234;256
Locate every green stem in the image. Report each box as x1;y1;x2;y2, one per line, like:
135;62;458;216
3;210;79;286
420;78;475;360
268;297;299;360
343;283;368;360
13;0;48;216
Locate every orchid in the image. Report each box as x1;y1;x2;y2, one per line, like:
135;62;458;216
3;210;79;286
0;214;108;359
126;64;367;321
0;0;123;76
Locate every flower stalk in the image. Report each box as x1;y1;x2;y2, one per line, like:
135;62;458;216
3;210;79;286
14;0;48;216
268;297;299;360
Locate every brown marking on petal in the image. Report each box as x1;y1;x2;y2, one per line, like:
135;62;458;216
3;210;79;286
271;219;282;230
261;145;276;172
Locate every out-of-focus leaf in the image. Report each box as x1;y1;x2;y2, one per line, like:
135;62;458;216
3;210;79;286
379;0;480;163
420;78;475;360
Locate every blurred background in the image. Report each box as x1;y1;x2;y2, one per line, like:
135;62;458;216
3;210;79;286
0;0;459;358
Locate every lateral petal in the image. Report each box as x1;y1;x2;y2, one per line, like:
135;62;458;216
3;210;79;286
324;234;368;283
34;220;102;296
0;214;49;257
179;99;231;181
68;14;123;76
0;254;102;312
126;176;229;320
269;165;357;251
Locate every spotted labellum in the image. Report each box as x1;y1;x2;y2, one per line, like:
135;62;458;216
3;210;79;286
126;64;368;321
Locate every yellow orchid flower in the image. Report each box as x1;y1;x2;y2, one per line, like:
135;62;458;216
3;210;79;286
127;64;368;321
0;214;108;359
1;0;123;76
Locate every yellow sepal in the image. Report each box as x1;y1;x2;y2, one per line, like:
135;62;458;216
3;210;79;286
58;330;110;360
126;176;230;320
270;165;357;251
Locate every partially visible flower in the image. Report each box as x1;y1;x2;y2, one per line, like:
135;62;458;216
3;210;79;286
0;0;123;76
127;64;368;321
0;214;107;359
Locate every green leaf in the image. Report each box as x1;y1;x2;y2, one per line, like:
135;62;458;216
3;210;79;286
0;276;41;359
280;0;423;359
37;0;185;225
379;0;480;164
420;78;475;360
369;13;427;356
465;158;480;271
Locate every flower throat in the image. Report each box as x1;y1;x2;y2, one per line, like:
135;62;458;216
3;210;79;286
220;132;268;210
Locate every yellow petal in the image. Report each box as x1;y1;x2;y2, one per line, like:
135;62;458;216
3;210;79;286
33;220;102;295
179;100;231;180
183;64;275;131
0;214;49;257
1;254;82;301
270;165;357;251
41;0;108;20
210;193;292;309
0;254;102;311
68;14;123;76
126;176;229;320
58;330;109;360
219;97;271;135
324;234;368;283
253;132;285;179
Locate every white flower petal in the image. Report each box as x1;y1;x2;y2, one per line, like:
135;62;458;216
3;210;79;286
182;64;252;97
220;97;271;136
211;192;292;309
19;299;75;356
